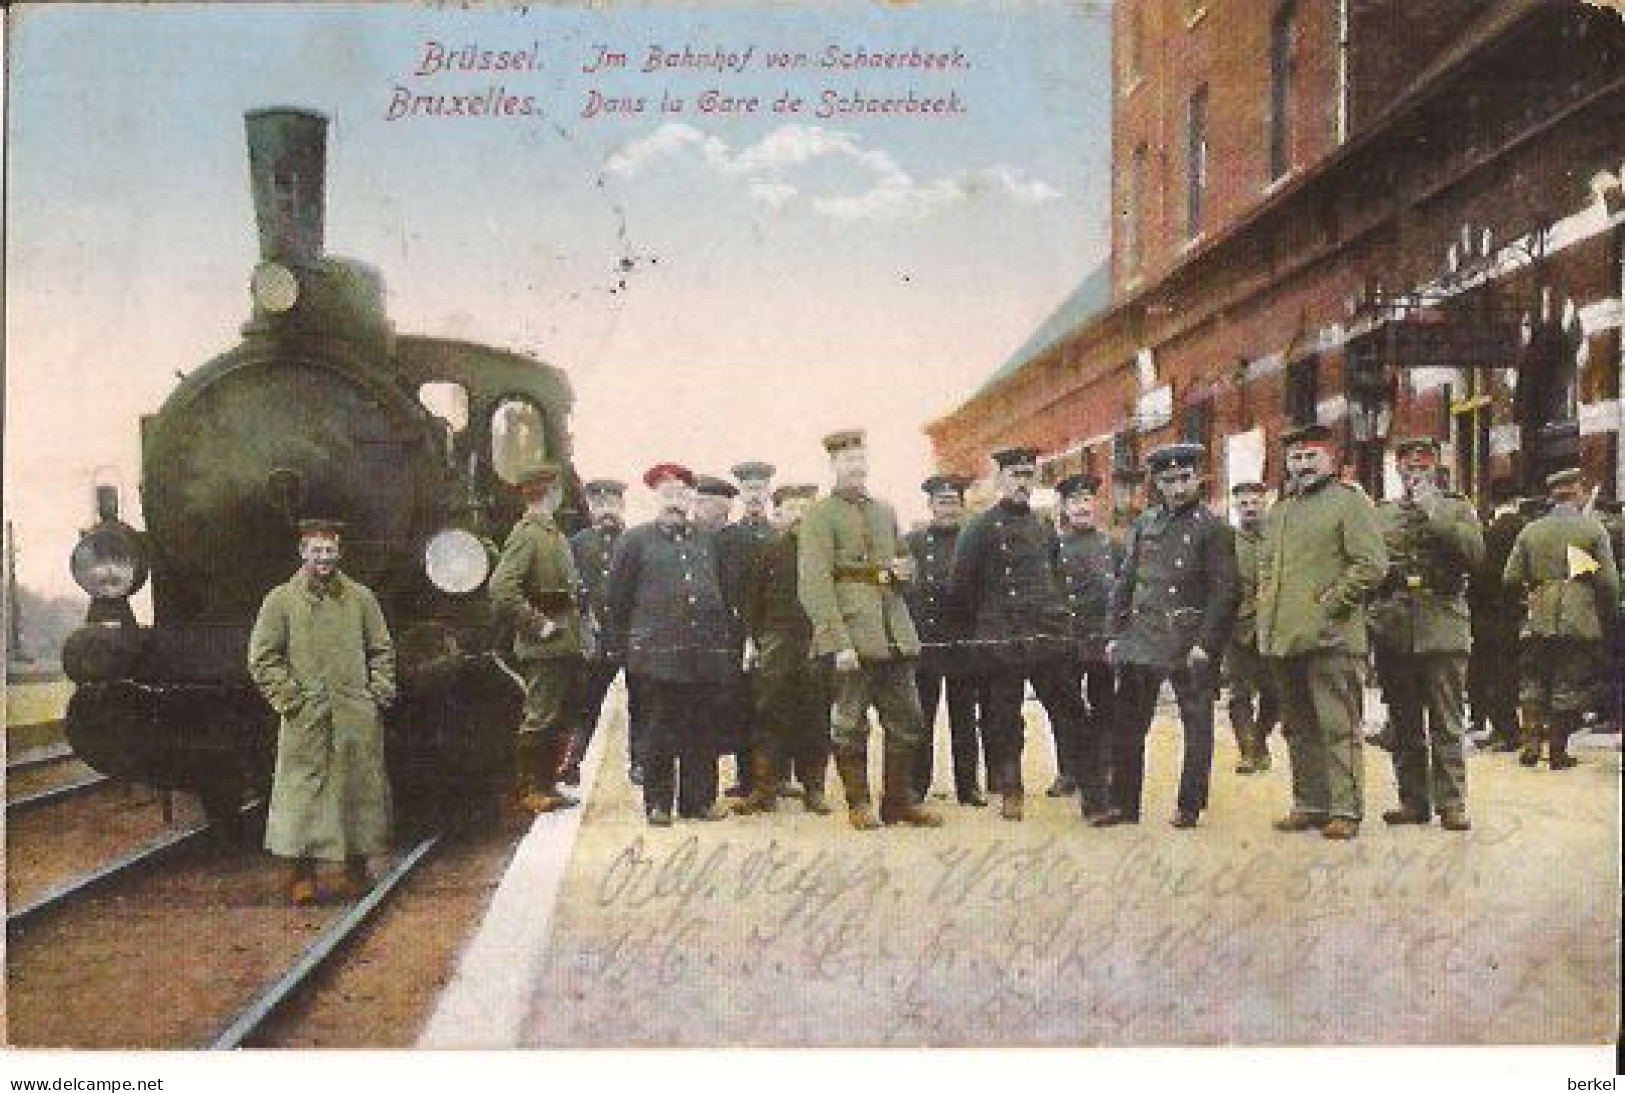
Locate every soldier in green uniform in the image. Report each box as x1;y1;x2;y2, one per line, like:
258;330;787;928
1225;481;1278;774
798;429;942;829
1368;438;1485;830
735;483;834;815
248;519;396;905
488;462;586;815
1256;425;1387;840
1502;467;1620;769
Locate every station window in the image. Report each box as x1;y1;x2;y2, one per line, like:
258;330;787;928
1185;85;1209;238
1269;1;1297;181
1285;355;1320;426
491;397;549;485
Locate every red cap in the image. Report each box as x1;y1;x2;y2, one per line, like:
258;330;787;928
643;463;696;489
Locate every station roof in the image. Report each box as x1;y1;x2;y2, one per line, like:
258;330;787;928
976;261;1109;395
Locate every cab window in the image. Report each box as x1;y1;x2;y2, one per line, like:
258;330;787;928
491;397;548;484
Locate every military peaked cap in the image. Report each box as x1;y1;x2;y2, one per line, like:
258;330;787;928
991;446;1040;469
822;429;867;453
1146;442;1206;473
297;517;346;539
921;474;968;498
695;475;740;499
1230;480;1267;496
1393;437;1441;460
730;461;776;483
1280;423;1335;447
643;462;696;489
1055;473;1102;498
584;478;627;498
1545;467;1584;489
772;483;818;506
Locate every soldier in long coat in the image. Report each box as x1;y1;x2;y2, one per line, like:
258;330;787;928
1502;467;1620;769
1369;438;1485;830
1256;425;1387;840
799;429;942;829
568;478;633;785
606;463;737;824
950;446;1085;822
1054;473;1121;819
1225;481;1279;773
489;462;587;815
248;518;396;905
904;474;990;806
714;463;779;798
1467;478;1527;751
1096;444;1238;829
735;483;834;814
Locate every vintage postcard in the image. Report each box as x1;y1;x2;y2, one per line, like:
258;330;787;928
2;0;1620;1080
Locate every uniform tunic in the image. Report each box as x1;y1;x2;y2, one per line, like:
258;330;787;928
489;511;585;742
798;490;924;757
1502;505;1620;720
1225;523;1279;752
1467;507;1528;742
249;571;396;861
906;521;989;799
1107;500;1239;817
950;498;1084;796
1369;494;1485;817
1255;476;1387;822
570;523;639;769
744;526;831;775
1056;525;1121;810
714;518;775;761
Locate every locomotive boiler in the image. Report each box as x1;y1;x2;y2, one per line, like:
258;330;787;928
61;107;582;830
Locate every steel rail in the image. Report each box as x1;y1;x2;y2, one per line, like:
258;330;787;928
7;824;213;934
208;833;442;1050
6;741;74;775
7;773;111;814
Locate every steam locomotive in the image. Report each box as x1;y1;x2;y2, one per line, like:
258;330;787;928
61;107;582;831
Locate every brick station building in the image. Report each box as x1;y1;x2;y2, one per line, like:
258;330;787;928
928;0;1624;523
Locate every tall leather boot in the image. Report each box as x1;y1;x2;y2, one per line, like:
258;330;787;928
997;758;1024;821
732;752;781;814
522;731;580;813
1549;714;1579;770
797;748;833;814
834;747;881;830
879;747;944;826
1518;705;1544;767
1233;709;1260;774
513;733;542;802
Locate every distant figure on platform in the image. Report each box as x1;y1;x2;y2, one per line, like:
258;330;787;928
799;429;941;829
904;474;990;806
1502;467;1620;770
1097;443;1238;830
248;518;396;906
606;464;736;824
1053;472;1121;819
569;478;633;786
489;462;587;816
1369;437;1484;831
1226;481;1279;774
1256;425;1386;841
737;483;834;815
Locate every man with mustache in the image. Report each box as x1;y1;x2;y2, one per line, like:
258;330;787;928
950;446;1083;822
249;518;396;905
1095;443;1238;830
605;463;736;824
1255;424;1387;840
715;462;780;800
799;429;942;829
567;478;636;786
1368;437;1484;830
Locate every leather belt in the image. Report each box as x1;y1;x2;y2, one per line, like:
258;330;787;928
834;564;896;586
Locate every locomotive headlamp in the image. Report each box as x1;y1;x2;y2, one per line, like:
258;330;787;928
250;261;300;314
424;527;492;595
70;522;149;600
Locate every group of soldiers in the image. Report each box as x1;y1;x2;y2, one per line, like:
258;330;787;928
242;421;1620;901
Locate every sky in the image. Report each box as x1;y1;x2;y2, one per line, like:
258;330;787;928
4;1;1113;599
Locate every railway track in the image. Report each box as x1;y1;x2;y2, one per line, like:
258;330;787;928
8;771;112;814
208;833;442;1049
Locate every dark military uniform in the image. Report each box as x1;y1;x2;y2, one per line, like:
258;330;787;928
1226;520;1279;770
905;519;989;802
570;520;646;777
950;497;1083;811
1055;521;1121;815
1105;492;1239;822
604;518;737;819
1502;493;1620;767
1467;502;1528;749
743;523;832;803
1369;483;1485;824
715;515;776;790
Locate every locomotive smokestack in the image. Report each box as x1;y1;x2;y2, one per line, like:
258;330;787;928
245;108;328;265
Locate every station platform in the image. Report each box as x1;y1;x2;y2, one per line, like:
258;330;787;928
420;684;1620;1048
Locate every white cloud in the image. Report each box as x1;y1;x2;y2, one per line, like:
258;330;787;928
603;121;1061;222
